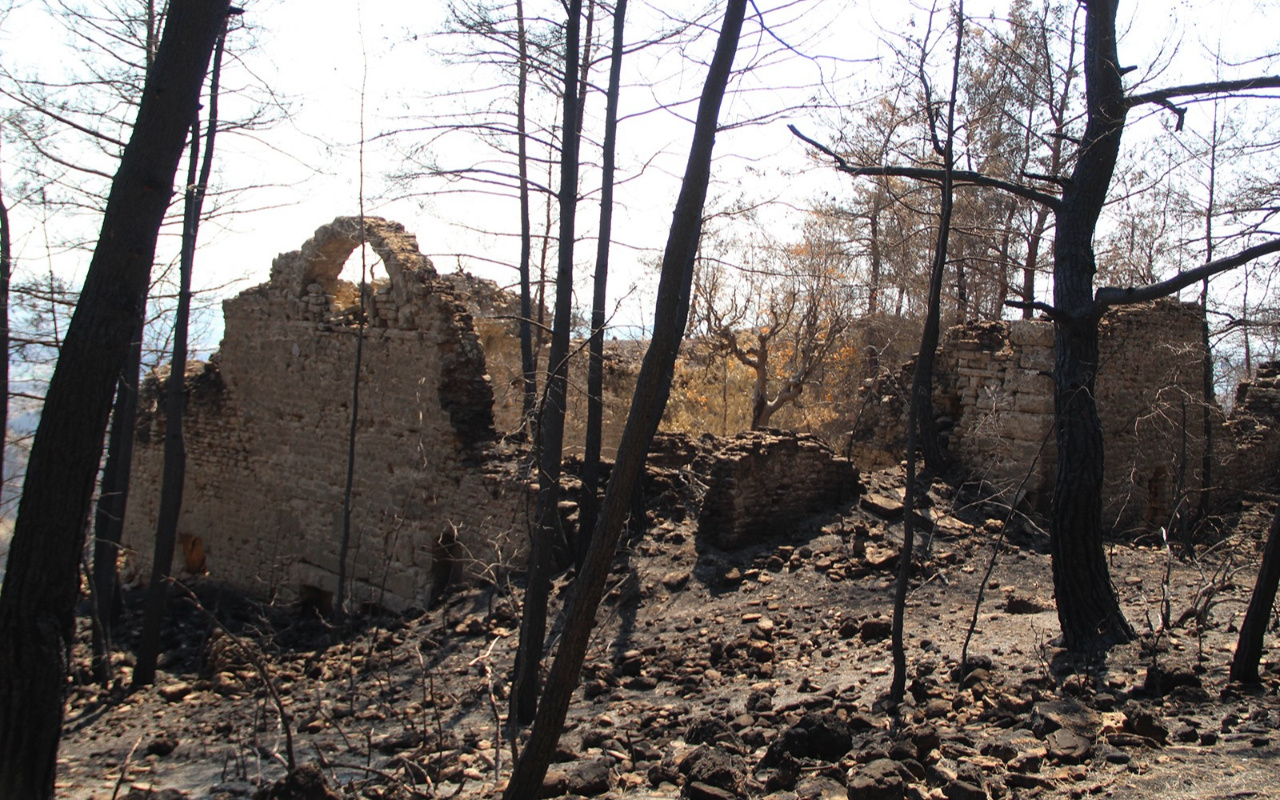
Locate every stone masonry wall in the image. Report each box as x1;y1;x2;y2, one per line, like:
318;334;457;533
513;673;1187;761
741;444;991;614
934;300;1208;532
123;218;527;611
691;431;862;549
1218;361;1280;498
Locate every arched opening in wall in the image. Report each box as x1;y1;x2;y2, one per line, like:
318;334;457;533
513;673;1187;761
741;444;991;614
333;242;387;314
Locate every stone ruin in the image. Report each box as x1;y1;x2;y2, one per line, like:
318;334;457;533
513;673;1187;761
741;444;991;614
121;218;1280;609
937;301;1210;533
121;218;863;610
124;217;524;611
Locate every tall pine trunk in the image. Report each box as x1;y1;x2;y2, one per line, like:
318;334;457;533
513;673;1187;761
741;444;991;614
0;2;230;794
135;26;226;686
503;2;745;792
579;0;628;567
1046;0;1134;652
511;0;583;725
516;0;537;431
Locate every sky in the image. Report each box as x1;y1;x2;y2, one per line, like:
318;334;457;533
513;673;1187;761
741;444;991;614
1;0;1277;354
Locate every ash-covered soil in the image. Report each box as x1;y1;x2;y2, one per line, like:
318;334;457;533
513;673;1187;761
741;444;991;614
57;470;1280;800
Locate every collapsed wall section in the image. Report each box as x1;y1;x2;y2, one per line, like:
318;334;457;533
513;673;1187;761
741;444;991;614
123;217;525;611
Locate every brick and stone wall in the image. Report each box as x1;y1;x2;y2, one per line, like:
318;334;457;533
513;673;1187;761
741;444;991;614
124;214;1280;608
123;217;528;611
934;300;1208;532
1218;361;1280;499
692;430;862;549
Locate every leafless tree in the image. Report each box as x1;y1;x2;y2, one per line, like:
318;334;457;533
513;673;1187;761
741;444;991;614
0;4;231;794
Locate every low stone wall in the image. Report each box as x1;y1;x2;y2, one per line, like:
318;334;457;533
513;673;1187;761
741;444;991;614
123;218;528;611
690;430;862;549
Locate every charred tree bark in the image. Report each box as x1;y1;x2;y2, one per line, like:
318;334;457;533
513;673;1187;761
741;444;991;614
0;2;230;794
0;191;8;495
90;325;144;685
892;0;964;705
502;2;744;793
516;0;538;431
511;0;582;725
1047;0;1134;652
579;0;627;568
1231;507;1280;684
135;26;225;687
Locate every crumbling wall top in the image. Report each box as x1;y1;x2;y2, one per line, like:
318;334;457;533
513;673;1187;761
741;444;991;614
269;216;436;307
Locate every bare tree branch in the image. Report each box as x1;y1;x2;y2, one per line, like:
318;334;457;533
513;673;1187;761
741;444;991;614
788;124;1062;208
1096;238;1280;308
1126;75;1280;109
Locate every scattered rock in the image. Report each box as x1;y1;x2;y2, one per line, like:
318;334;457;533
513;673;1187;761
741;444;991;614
158;682;193;702
795;774;846;799
565;758;613;796
1004;593;1051;614
1045;728;1093;763
762;711;853;765
253;763;341;800
680;745;747;796
124;789;187;800
1124;708;1170;744
943;779;986;800
846;758;907;800
860;618;893;642
144;734;180;757
861;493;904;519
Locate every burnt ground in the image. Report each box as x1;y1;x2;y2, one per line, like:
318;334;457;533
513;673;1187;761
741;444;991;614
56;468;1280;800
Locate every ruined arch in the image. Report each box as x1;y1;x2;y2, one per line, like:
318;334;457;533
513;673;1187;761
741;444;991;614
268;216;437;310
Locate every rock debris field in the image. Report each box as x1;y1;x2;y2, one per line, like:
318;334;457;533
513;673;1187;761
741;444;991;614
58;468;1280;800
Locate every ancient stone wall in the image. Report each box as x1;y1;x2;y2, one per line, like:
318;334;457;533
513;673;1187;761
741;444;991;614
125;216;1273;609
123;218;527;611
1217;361;1280;499
693;430;862;549
934;300;1209;532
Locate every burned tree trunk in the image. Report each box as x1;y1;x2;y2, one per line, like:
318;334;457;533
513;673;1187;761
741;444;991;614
0;2;231;795
579;0;628;566
90;326;144;685
511;0;583;725
502;1;745;793
1231;508;1280;684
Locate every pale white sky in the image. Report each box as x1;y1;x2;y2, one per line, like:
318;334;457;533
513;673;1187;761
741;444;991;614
1;0;1276;352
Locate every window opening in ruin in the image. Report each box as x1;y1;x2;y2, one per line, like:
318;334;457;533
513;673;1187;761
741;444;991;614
333;243;386;315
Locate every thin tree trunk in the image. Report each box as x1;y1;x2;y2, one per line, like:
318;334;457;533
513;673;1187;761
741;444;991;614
503;4;744;793
579;0;628;568
516;0;537;431
336;62;372;622
90;325;144;685
1197;101;1220;529
913;2;963;475
868;190;884;315
0;2;229;794
511;0;583;725
1198;291;1213;524
1230;506;1280;684
1021;204;1049;319
893;0;964;704
135;27;226;686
